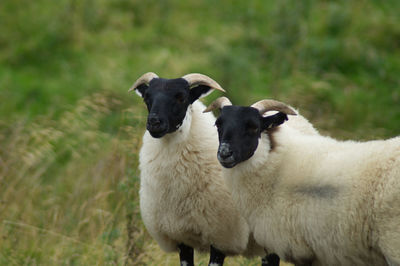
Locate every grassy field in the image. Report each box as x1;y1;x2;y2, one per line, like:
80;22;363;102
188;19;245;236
0;0;399;265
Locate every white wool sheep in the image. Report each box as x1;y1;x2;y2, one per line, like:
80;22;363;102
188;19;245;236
207;97;400;266
139;100;251;255
131;73;273;266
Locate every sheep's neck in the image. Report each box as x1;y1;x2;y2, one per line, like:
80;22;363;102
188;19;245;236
226;134;281;216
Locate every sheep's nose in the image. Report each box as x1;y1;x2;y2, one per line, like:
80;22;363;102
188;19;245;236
148;113;161;127
218;143;233;159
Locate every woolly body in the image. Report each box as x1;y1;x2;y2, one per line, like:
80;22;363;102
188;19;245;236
139;101;253;255
224;123;400;265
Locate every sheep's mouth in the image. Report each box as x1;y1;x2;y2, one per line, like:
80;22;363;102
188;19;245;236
217;154;237;168
220;161;237;168
148;128;168;138
147;122;169;138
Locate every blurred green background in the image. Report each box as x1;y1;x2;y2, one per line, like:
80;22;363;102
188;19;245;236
0;0;399;265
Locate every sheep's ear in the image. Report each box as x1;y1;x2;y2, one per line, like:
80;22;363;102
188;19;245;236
135;84;149;98
261;112;288;131
189;85;213;104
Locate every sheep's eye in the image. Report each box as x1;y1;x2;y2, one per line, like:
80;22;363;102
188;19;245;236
175;93;185;104
246;123;258;134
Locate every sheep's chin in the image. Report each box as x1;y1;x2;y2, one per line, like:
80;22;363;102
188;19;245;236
161;106;193;144
148;130;168;138
219;160;237;168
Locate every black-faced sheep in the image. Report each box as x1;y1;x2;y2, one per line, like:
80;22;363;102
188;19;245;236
130;73;278;266
206;96;400;266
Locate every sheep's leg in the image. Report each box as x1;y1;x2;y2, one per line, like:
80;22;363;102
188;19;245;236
178;243;194;266
262;253;280;266
208;245;225;266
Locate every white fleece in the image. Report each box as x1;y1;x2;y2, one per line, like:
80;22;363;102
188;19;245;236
224;120;400;265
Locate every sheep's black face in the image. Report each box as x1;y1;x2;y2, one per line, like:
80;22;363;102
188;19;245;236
215;106;263;168
215;106;288;168
137;78;211;138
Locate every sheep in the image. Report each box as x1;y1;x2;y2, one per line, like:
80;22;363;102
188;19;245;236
129;73;279;266
205;96;400;266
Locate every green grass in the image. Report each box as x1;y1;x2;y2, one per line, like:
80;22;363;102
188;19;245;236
0;0;399;265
